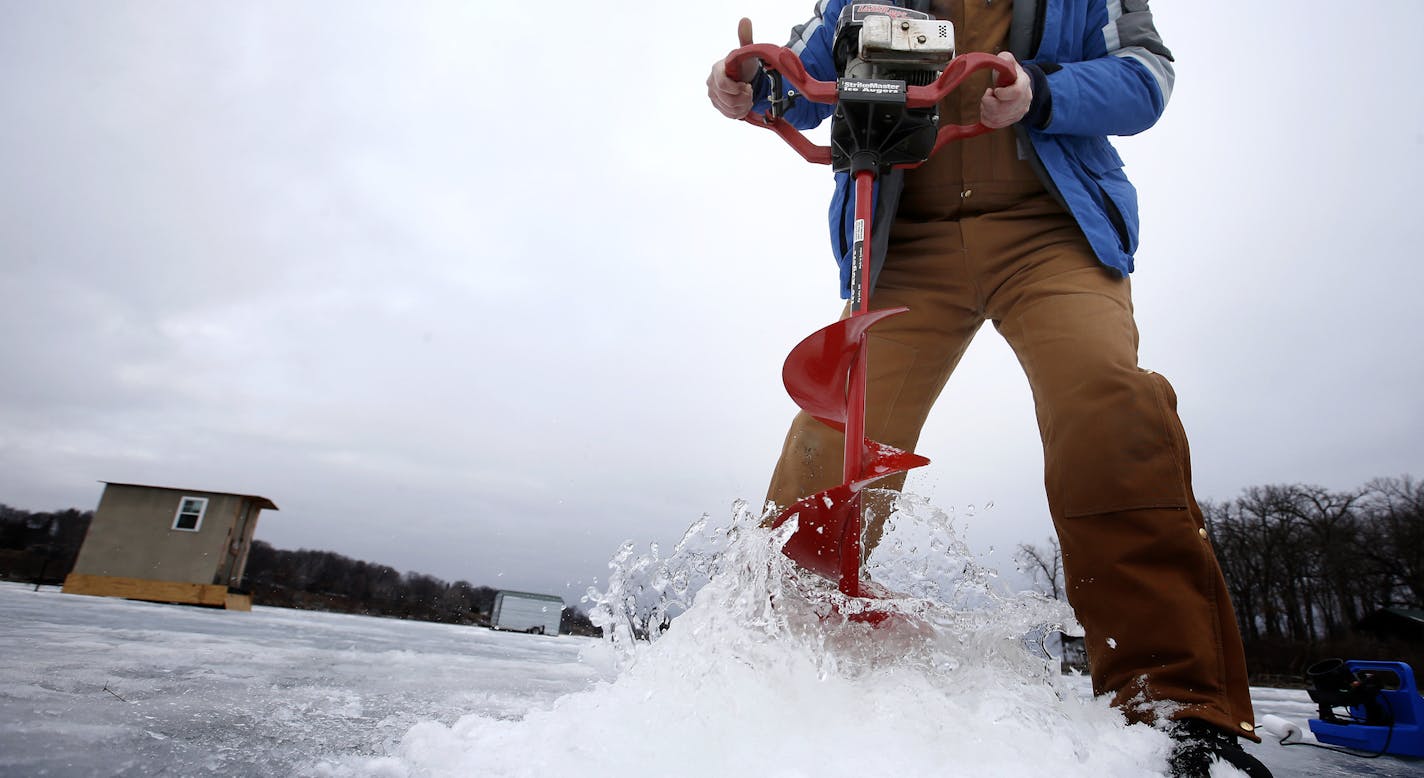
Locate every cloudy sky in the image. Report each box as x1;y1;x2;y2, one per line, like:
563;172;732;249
2;1;1420;605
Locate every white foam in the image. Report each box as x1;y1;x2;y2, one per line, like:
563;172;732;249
359;494;1181;776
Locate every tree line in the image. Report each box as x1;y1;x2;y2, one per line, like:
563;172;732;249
0;502;598;637
1018;475;1424;683
243;541;598;635
0;503;92;583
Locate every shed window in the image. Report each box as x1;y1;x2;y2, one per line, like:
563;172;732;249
172;497;208;532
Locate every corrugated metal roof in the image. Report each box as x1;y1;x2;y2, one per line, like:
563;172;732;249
101;482;279;511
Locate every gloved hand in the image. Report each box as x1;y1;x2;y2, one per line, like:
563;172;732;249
980;51;1032;128
706;18;758;119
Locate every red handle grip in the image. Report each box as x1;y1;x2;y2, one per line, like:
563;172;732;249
723;44;1018;166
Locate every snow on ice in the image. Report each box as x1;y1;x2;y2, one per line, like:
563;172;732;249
1;495;1418;777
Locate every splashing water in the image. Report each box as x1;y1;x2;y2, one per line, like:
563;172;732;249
363;494;1176;777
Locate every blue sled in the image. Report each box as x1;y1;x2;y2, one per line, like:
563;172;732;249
1308;660;1424;758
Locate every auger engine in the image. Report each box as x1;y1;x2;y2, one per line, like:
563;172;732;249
829;3;956;173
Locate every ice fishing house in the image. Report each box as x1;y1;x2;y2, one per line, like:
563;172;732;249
62;482;278;611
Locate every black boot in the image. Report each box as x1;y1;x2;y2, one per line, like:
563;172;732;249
1168;719;1273;777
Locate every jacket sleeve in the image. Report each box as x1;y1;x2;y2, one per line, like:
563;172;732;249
749;0;845;130
1037;0;1175;137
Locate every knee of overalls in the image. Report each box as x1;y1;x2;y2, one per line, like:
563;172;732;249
1038;366;1193;519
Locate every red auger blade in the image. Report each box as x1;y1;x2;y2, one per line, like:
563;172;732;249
782;308;908;431
771;305;931;597
861;440;931;482
771;483;861;582
769;438;928;592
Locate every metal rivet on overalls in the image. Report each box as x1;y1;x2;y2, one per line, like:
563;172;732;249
1240;721;1255;732
1198;528;1208;539
961;189;972;198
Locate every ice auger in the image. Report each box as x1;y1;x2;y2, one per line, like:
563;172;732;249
725;5;1014;600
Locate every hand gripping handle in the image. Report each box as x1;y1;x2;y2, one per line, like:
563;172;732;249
724;44;1018;166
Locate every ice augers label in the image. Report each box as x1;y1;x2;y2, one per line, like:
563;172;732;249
837;79;908;101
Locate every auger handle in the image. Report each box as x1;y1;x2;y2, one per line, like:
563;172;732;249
724;44;1018;166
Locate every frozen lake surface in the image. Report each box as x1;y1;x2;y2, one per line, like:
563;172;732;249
0;582;601;776
2;565;1419;777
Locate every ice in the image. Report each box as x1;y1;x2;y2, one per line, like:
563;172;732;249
0;583;601;776
2;495;1419;777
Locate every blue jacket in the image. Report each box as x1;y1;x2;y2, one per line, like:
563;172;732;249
752;0;1176;298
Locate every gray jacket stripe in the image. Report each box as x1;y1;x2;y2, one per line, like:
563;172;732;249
788;1;830;55
1118;47;1175;103
1103;0;1175;104
1103;0;1123;51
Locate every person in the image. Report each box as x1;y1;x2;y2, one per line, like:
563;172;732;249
706;2;1270;776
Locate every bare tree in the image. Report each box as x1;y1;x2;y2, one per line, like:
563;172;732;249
1016;537;1064;601
1361;475;1424;607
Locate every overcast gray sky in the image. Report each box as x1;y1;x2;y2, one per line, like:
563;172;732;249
2;1;1420;605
